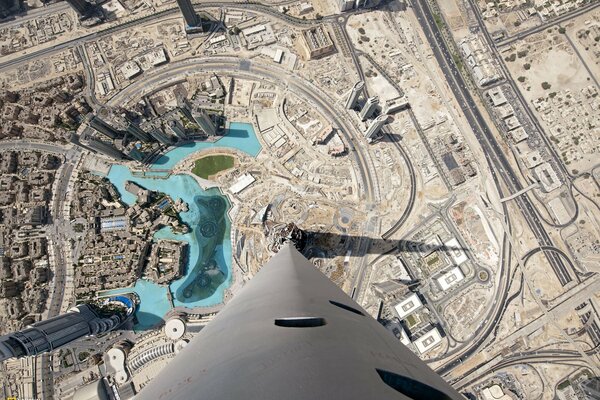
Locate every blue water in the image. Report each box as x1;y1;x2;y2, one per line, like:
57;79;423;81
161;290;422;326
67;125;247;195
151;122;262;170
102;122;261;330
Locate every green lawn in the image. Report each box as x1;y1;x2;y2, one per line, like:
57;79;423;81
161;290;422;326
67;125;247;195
192;155;235;179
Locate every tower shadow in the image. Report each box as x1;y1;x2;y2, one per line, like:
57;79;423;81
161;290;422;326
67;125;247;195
301;230;467;259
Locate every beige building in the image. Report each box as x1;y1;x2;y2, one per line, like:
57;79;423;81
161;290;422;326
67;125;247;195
300;26;336;60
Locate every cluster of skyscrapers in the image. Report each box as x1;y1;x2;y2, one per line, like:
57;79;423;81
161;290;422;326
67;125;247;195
64;0;203;30
0;296;135;362
78;100;218;162
345;80;390;140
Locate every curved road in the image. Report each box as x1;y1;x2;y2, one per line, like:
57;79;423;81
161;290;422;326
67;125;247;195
106;56;378;204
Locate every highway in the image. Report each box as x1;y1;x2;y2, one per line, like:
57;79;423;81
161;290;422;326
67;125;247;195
349;51;417;241
380;132;416;240
453;349;593;390
467;0;572;184
412;0;575;288
0;1;322;73
409;0;585;378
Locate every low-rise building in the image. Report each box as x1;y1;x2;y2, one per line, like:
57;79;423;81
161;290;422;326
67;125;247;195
393;293;423;320
413;327;442;354
435;267;465;291
300;26;335;60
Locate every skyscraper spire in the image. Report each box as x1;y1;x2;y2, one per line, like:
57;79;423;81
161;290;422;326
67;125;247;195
135;243;463;400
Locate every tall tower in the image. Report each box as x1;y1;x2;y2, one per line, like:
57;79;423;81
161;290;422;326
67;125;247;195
135;244;464;400
345;81;365;110
0;298;134;362
148;127;174;145
65;0;93;17
359;96;379;121
193;109;217;136
88;115;122;140
167;119;188;140
365;114;389;140
176;0;199;29
127;146;147;162
84;136;128;160
126;122;152;142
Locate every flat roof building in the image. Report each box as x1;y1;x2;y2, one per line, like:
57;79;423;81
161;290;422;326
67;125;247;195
300;26;336;60
413;327;443;354
393;292;423;319
509;127;528;143
230;173;256;194
100;217;128;233
436;267;465;291
487;87;507;107
444;238;468;265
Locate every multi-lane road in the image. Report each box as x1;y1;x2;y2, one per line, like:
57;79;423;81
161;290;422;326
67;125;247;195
407;0;590;380
0;0;325;73
412;0;575;288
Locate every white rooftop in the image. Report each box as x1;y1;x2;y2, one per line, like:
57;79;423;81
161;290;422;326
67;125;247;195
230;173;256;194
444;238;467;265
413;327;442;354
394;293;423;319
436;267;465;291
165;317;186;340
399;326;411;346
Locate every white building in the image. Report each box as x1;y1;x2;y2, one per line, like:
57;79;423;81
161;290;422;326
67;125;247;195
436;267;465;291
119;61;142;80
444;238;468;265
393;293;422;319
413;327;442;354
230;173;256;194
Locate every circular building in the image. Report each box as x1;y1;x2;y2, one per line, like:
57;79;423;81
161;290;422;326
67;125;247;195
164;317;186;341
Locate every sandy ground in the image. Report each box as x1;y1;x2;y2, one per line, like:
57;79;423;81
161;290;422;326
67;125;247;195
438;0;470;40
565;8;600;84
506;32;592;99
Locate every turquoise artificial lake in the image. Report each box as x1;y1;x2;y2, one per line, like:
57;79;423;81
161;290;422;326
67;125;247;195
102;122;261;330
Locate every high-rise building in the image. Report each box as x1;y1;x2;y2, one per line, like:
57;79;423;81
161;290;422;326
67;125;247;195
193;109;217;136
148;127;174;145
365;114;389;140
88;115;122;140
176;95;195;123
84;136;128;160
127;146;147;162
135;244;464;400
359;96;379;121
345;81;364;110
167;119;188;140
65;0;93;17
126;122;152;142
338;0;354;12
176;0;199;29
0;297;135;362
